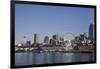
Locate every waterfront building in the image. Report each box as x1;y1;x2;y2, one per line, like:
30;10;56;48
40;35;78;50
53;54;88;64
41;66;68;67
50;39;53;45
75;36;80;42
17;43;23;47
26;40;31;46
83;32;88;43
50;38;56;45
80;34;84;41
52;34;59;45
44;36;49;44
52;34;59;41
59;36;64;41
34;33;39;44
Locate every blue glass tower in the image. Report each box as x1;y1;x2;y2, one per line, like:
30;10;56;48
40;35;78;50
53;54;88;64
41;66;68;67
88;24;94;40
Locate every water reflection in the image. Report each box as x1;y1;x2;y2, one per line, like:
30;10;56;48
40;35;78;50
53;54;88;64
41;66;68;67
15;52;94;66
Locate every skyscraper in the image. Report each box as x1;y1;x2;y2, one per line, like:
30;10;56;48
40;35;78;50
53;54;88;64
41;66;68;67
44;36;49;44
34;33;39;44
26;40;31;46
52;34;59;41
88;24;94;40
52;34;59;45
50;38;56;45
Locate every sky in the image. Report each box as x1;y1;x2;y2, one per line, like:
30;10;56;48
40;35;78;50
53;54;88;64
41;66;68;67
15;4;94;44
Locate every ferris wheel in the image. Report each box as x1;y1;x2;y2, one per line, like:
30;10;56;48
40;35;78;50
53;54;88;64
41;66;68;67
63;32;75;41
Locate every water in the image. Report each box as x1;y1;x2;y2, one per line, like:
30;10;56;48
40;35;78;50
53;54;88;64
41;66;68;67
15;52;94;66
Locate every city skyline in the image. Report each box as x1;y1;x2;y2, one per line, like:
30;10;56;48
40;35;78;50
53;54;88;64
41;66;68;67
15;4;95;44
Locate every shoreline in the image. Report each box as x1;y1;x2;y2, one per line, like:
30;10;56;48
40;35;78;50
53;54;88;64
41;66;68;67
15;50;94;53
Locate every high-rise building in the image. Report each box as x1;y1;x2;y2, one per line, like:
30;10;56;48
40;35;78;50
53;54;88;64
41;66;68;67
26;40;31;46
88;24;94;40
50;38;56;45
52;34;59;40
80;33;85;41
59;36;64;41
50;39;53;45
34;33;39;44
44;36;49;44
52;34;59;45
75;36;80;42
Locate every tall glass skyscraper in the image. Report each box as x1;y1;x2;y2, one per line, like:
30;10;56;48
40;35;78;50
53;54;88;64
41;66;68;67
44;36;49;44
34;33;39;44
88;23;94;40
